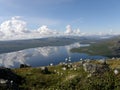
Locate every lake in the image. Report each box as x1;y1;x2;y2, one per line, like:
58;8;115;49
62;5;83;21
0;42;106;68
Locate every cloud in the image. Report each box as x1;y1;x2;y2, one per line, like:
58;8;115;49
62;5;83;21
0;16;27;36
0;16;60;40
65;25;73;34
37;25;57;35
74;28;81;34
0;16;117;41
0;16;82;40
65;25;81;35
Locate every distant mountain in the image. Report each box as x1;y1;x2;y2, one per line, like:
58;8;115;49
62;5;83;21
70;35;120;58
0;35;117;54
0;37;80;54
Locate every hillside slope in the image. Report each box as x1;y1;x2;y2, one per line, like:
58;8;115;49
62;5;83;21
10;59;120;90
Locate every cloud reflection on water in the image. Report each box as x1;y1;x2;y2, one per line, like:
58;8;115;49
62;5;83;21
0;43;81;68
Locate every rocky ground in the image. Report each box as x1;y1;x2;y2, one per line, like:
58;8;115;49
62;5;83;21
1;58;120;90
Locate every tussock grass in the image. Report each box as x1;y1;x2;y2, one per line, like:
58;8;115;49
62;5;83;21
12;59;120;90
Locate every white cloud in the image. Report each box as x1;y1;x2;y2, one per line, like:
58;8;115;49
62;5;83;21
74;28;81;34
0;16;82;40
64;25;81;35
0;16;60;40
0;16;118;41
0;16;27;36
37;25;57;35
65;25;73;34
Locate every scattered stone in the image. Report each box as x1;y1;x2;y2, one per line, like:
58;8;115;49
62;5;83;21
83;62;110;75
83;63;96;73
20;64;31;68
49;63;53;66
86;59;91;63
87;73;92;78
0;79;7;84
62;67;66;71
41;67;50;74
80;60;86;64
80;58;83;61
61;73;63;75
114;68;120;75
114;69;119;75
67;64;72;68
54;70;57;73
57;72;60;75
73;68;77;71
112;57;115;60
74;65;77;68
99;59;107;65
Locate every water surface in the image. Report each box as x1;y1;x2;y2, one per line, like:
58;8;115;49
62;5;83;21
0;43;106;68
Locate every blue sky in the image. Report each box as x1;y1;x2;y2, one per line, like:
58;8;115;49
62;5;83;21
0;0;120;33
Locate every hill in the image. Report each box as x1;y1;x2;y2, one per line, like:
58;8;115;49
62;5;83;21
71;35;120;57
7;59;120;90
0;37;77;54
0;36;104;54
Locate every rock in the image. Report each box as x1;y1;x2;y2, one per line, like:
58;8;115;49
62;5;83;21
83;62;110;75
49;63;53;66
0;79;7;84
0;67;23;89
99;59;106;64
80;60;86;64
114;69;119;75
41;67;50;74
20;64;31;68
80;58;83;61
67;64;72;68
83;63;96;73
112;57;115;60
114;68;120;75
54;70;57;73
87;73;92;78
62;67;66;71
73;68;77;71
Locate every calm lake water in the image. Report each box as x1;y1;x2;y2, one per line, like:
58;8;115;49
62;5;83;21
0;43;106;68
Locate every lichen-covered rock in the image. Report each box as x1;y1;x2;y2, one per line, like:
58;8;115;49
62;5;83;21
83;63;96;73
83;62;110;75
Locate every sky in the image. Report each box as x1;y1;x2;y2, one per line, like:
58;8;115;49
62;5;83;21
0;0;120;40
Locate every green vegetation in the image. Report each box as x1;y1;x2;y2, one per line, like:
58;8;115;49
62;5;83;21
1;36;120;89
71;37;120;57
12;59;120;90
13;65;87;90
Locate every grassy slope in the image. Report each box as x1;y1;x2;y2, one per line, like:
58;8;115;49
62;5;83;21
14;65;86;90
71;37;120;57
13;59;120;90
